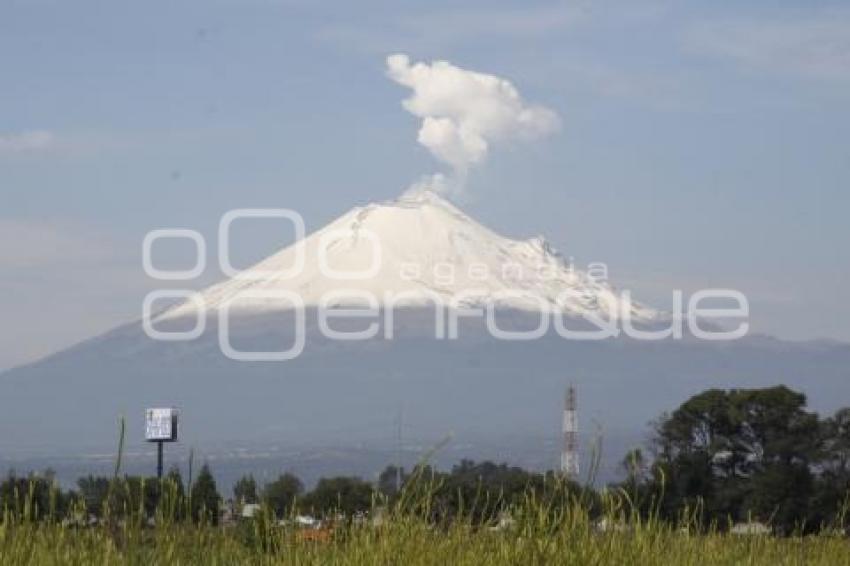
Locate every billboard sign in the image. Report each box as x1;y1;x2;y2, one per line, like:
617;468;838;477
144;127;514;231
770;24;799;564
145;407;179;442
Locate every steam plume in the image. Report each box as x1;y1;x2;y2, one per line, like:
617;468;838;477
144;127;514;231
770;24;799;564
386;54;560;194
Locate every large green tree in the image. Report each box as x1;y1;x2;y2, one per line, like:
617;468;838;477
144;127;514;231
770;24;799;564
190;464;221;525
262;473;303;518
234;474;259;505
0;470;68;520
302;476;373;518
650;386;820;532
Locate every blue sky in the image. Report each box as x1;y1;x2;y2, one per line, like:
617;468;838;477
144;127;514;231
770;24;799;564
1;0;849;370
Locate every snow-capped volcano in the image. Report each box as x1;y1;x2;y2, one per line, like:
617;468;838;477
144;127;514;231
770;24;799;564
160;189;659;322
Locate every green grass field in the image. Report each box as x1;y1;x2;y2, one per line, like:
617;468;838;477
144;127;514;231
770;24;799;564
2;484;850;566
2;520;849;565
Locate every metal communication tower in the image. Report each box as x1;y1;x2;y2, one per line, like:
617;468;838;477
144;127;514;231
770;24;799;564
561;384;579;479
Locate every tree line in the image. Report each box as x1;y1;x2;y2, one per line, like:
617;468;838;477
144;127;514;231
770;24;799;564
2;385;848;534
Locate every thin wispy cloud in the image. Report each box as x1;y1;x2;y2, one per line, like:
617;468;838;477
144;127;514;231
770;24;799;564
687;10;850;82
0;130;132;157
399;4;584;42
316;3;583;54
0;219;114;268
0;130;55;153
527;55;701;111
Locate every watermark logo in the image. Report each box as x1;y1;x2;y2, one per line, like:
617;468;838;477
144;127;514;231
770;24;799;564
143;209;750;360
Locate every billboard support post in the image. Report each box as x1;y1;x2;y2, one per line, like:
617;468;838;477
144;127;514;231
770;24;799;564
157;440;164;480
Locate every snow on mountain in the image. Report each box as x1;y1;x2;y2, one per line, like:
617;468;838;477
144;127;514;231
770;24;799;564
159;188;659;323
